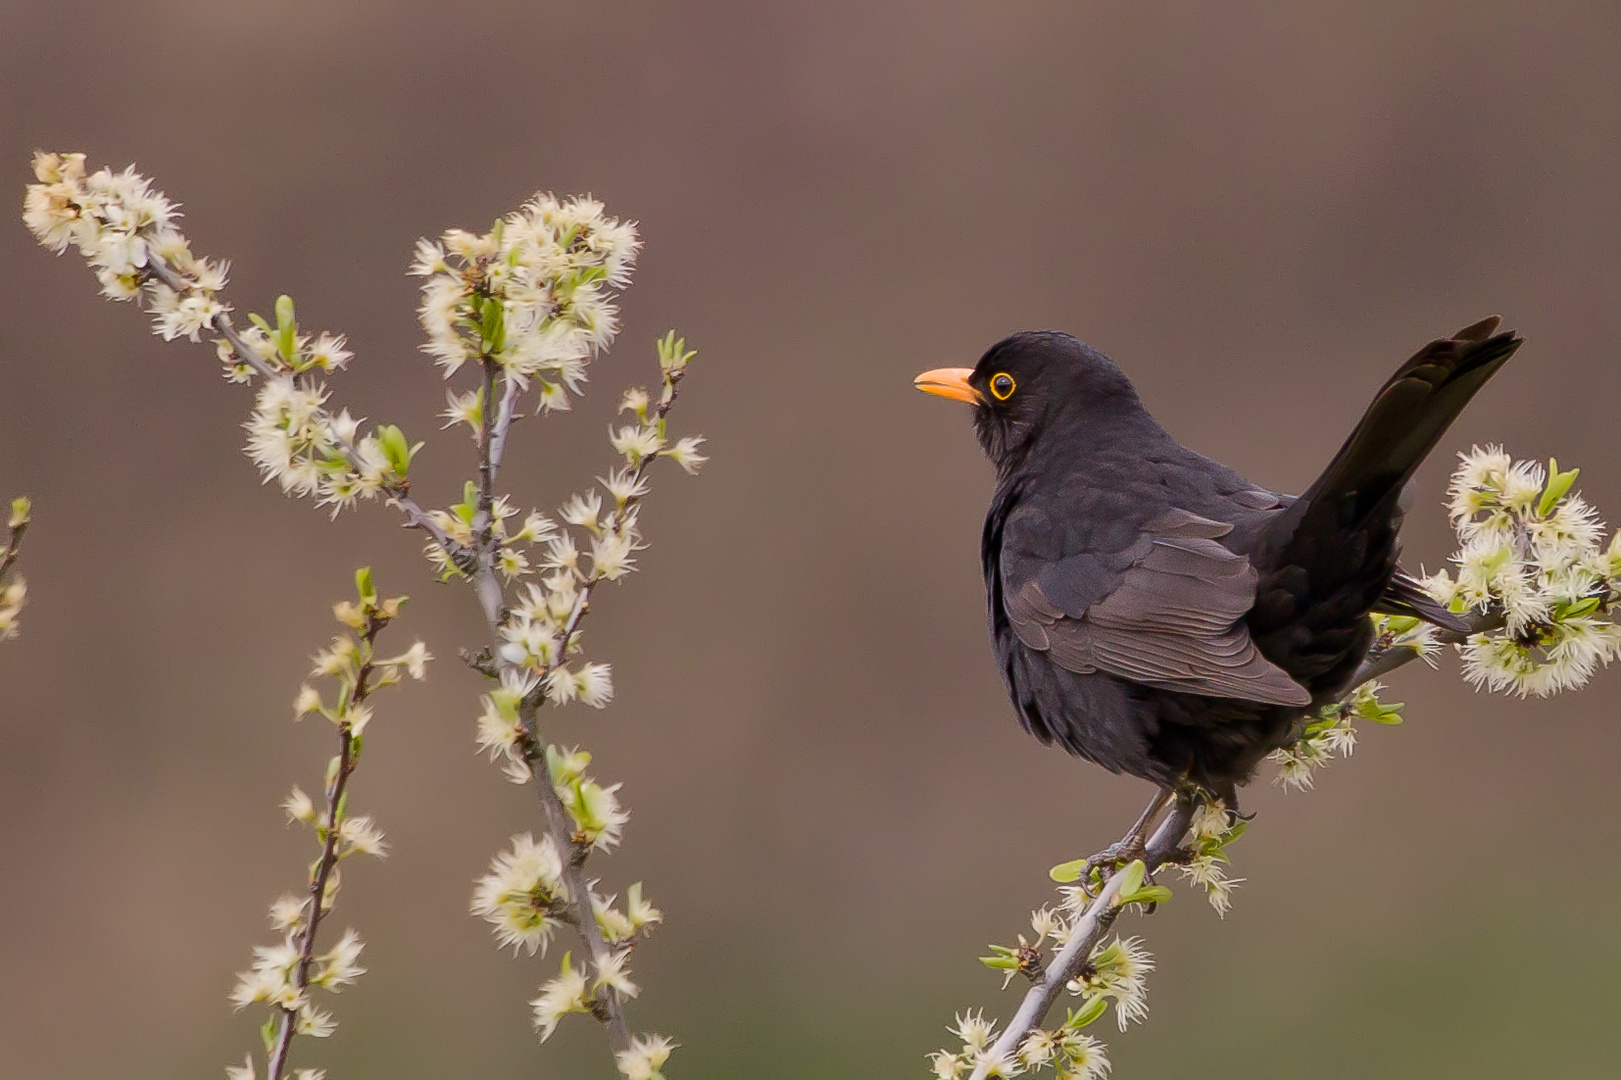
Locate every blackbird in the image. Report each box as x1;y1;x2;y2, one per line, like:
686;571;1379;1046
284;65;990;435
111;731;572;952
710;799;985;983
916;318;1521;811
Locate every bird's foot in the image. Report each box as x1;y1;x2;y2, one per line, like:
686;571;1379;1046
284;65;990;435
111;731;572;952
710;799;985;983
1159;843;1196;867
1081;836;1148;880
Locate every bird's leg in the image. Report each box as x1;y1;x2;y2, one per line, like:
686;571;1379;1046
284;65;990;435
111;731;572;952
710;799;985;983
1082;786;1174;881
1142;788;1201;883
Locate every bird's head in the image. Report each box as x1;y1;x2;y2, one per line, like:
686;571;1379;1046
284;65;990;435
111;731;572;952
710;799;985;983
915;331;1145;473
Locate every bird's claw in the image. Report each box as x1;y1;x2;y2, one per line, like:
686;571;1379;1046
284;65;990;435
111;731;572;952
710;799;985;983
1161;844;1196;867
1082;837;1148;879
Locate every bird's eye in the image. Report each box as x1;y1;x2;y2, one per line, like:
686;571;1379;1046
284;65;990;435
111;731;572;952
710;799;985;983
989;372;1016;400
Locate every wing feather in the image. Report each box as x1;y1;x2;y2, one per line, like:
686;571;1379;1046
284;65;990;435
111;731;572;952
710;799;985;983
1005;508;1311;706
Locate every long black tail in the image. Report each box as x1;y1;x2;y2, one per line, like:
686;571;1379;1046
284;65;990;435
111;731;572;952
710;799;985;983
1299;315;1522;527
1250;317;1521;689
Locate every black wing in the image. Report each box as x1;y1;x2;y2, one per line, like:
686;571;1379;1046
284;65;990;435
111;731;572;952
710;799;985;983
1002;505;1311;706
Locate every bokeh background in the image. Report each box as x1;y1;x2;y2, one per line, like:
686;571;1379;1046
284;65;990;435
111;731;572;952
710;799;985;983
4;3;1621;1078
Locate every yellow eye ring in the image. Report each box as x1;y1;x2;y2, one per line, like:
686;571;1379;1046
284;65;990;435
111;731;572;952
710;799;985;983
989;372;1016;400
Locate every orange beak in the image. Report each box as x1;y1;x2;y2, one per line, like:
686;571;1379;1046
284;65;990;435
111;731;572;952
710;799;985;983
913;367;982;405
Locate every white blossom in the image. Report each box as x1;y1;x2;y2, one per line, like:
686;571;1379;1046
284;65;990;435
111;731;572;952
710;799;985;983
1069;936;1153;1030
616;1034;676;1080
530;958;592;1041
471;833;570;956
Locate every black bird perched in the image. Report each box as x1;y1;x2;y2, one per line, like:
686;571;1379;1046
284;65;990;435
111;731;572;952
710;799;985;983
916;318;1521;814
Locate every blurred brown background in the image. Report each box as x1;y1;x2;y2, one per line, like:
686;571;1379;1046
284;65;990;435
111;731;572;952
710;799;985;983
4;3;1621;1077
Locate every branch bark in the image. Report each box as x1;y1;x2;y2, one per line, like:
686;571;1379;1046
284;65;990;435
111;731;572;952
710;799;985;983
968;796;1195;1080
265;644;377;1080
464;368;689;1061
520;701;633;1053
0;515;26;584
1351;607;1504;685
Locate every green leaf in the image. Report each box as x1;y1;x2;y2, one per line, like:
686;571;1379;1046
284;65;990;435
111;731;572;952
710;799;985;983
8;496;30;529
1121;884;1173;906
1380;614;1420;635
1064;995;1109;1030
275;294;297;361
376;424;412;477
261;1017;277;1052
1050;858;1090;883
1353;695;1399;718
479;295;506;352
657;329;696;371
354;566;377;604
1302;715;1339;737
1113;860;1146;902
1539;459;1580;517
979;955;1021;971
1557;595;1602;620
489;688;522;719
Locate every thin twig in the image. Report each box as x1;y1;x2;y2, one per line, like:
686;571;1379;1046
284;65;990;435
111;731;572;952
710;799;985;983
470;361;504;627
520;370;686;714
969;796;1195;1080
0;516;26;584
464;368;688;1059
519;700;633;1053
487;374;523;489
265;636;378;1080
1351;607;1504;685
143;255;473;569
501;369;688;1055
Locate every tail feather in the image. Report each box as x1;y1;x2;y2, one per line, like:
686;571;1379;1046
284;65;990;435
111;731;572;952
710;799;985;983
1301;317;1522;525
1373;567;1474;634
1250;318;1520;691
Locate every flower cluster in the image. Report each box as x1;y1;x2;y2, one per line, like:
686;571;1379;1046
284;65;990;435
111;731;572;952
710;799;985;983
1262;447;1620;792
229;570;428;1080
470;824;663;960
616;1034;679;1080
1266;676;1407;793
0;497;30;641
455;338;699;1075
1171;801;1246;916
24;153;426;523
431;333;704;599
23;151;222;327
410;193;638;404
470;335;704;767
953;859;1170;1079
930;1008;1111;1080
471;832;570;955
1427;447;1621;695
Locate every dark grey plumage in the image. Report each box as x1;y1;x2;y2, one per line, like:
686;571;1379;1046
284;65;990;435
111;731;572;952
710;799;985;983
951;319;1520;803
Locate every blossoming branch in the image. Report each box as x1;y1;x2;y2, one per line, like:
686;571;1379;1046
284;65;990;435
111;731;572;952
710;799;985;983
227;570;429;1080
25;151;704;1079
